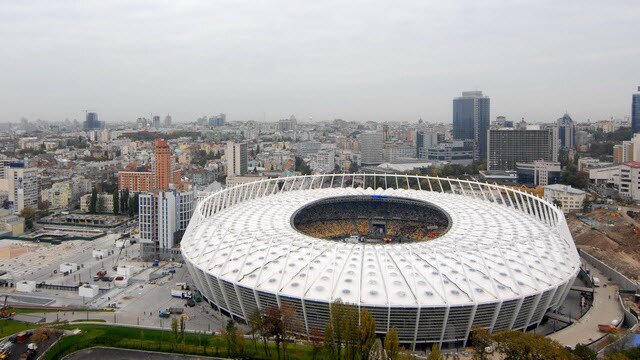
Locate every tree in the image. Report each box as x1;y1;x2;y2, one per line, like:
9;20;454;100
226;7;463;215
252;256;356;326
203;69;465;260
265;306;285;359
470;328;493;360
384;327;400;360
222;320;241;357
309;328;324;360
324;322;338;360
295;156;312;175
171;317;179;350
493;330;574;360
552;198;562;209
89;188;98;214
112;189;120;215
359;309;376;360
582;198;593;213
427;344;442;360
572;343;597;360
348;161;360;173
20;207;36;230
31;327;50;346
248;310;262;353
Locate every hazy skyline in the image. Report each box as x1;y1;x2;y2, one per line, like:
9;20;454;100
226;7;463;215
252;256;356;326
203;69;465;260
1;1;638;124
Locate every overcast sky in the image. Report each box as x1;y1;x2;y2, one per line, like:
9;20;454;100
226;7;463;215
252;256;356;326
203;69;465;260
0;1;638;124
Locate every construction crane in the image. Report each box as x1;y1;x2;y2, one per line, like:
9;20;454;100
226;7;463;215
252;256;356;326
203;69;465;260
112;237;127;271
1;295;15;319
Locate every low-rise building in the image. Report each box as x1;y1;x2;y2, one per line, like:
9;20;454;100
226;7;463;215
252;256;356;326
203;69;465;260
543;184;586;212
516;161;561;186
80;193;115;213
618;162;640;201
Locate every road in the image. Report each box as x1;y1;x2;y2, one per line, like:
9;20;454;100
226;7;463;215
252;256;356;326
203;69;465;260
547;264;624;347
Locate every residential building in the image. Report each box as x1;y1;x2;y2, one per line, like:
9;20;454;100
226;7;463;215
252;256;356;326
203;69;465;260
632;87;640;133
516;161;561;186
453;91;490;160
139;188;194;259
6;166;38;212
119;171;153;192
296;141;322;157
41;181;73;210
311;149;335;173
543;184;586;212
277;115;297;132
153;139;173;191
415;131;438;159
226;142;248;176
487;128;558;171
360;132;384;165
80;193;115;213
613;141;634;164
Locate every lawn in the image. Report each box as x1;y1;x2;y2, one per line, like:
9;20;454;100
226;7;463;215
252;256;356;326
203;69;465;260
0;320;38;338
42;324;317;360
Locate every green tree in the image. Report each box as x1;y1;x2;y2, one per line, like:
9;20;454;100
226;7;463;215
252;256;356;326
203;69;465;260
359;309;376;360
20;207;37;230
324;322;338;360
384;327;400;360
427;344;443;360
572;343;597;360
552;198;562;209
582;198;593;213
348;161;360;173
89;188;98;214
222;320;240;357
171;317;179;350
112;189;120;215
295;156;312;175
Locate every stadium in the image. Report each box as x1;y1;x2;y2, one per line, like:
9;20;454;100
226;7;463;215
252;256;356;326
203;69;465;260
181;174;580;348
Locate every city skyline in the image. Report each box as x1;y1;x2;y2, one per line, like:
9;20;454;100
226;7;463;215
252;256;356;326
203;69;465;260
0;1;638;124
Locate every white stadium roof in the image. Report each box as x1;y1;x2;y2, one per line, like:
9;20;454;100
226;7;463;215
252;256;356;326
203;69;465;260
182;186;579;308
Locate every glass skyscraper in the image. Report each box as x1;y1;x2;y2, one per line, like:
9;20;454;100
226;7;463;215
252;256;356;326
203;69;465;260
453;91;490;161
633;87;640;134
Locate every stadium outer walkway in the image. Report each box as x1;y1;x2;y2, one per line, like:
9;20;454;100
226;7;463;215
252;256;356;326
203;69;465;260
547;264;624;348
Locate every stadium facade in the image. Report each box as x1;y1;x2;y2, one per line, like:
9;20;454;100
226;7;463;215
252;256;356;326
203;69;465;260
181;174;580;348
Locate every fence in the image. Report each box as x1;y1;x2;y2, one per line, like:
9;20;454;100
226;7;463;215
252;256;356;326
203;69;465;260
578;249;640;292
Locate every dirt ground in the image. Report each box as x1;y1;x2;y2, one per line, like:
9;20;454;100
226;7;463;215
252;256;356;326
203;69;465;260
568;208;640;282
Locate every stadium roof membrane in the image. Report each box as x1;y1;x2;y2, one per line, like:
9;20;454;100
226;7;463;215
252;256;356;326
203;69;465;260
182;186;579;308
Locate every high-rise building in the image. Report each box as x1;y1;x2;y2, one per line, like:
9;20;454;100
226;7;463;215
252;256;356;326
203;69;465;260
6;165;38;212
226;142;248;176
164;114;172;127
360;132;384;165
487;128;558;171
416;131;438;158
118;140;182;192
152;139;172;191
556;113;575;149
139;189;194;259
633;87;640;133
277;115;297;132
453;91;490;161
83;112;103;131
153;115;161;129
209;113;226;127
